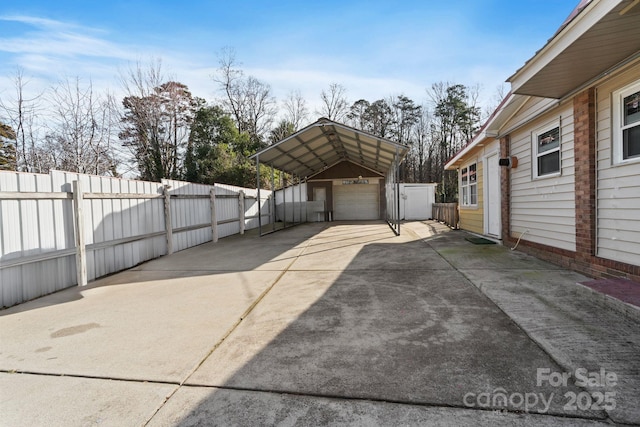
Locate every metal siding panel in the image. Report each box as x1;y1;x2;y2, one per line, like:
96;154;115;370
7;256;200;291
1;198;21;260
153;196;164;258
2;267;22;307
1;172;270;306
130;197;141;266
112;179;125;272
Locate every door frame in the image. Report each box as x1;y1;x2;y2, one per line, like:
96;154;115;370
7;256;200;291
483;151;502;238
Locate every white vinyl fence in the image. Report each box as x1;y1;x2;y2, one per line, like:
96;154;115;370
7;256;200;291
0;170;272;308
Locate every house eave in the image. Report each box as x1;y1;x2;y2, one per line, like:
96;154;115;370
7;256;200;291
508;0;640;99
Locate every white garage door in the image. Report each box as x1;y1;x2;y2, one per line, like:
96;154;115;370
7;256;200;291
334;184;379;220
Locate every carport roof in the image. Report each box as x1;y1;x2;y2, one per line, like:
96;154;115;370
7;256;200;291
251;118;409;178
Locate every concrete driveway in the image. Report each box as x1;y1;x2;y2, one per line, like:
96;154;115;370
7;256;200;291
1;221;638;426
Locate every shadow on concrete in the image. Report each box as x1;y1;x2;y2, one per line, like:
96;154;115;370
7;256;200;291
152;223;606;425
0;222;396;318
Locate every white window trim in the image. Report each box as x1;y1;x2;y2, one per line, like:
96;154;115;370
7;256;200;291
460;160;478;208
612;79;640;165
532;121;561;179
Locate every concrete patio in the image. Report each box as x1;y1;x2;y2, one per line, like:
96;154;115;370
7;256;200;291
1;221;638;426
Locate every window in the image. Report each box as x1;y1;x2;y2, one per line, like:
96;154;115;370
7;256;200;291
613;81;640;163
533;124;560;178
460;162;477;206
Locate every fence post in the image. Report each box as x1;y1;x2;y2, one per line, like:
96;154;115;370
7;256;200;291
239;190;245;235
210;187;218;243
73;180;87;286
163;185;173;255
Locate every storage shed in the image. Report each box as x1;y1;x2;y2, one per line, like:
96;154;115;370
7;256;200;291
399;183;438;220
251;118;409;234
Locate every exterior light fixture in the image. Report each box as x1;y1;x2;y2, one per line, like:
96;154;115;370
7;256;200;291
499;156;519;168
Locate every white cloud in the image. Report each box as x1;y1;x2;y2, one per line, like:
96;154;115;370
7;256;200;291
0;15;133;59
0;13;514;124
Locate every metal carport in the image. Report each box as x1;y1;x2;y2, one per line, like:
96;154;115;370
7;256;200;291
251;117;409;236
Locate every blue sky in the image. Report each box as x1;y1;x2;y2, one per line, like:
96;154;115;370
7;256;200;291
0;0;578;114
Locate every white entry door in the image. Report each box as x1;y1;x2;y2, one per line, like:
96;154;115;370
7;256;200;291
485;153;501;237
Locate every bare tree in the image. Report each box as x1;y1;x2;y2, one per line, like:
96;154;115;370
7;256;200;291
119;58;165;100
120;83;196;180
484;83;509;120
0;68;44;172
119;60;163;179
46;77;118;175
242;76;277;145
317;83;349;122
390;94;421;146
427;82;481;201
347;99;370;130
119;60;197;180
282;90;309;130
411;107;435;182
212;48;276;149
212;48;243;129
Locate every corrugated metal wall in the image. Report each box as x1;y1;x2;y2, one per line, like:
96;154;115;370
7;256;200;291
274;182;307;223
0;171;272;308
0;171;77;306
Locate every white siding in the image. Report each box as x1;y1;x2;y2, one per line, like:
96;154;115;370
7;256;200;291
504;97;558;134
596;64;640;267
508;102;576;251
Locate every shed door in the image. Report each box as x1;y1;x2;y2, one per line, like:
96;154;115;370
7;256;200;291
334;184;379;220
404;186;434;220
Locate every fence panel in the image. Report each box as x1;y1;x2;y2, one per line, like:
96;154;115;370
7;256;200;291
51;171;167;282
0;171;77;307
162;179;213;252
432;203;459;229
1;170;271;308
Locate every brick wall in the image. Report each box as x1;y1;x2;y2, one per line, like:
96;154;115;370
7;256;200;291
500;135;512;244
573;88;596;262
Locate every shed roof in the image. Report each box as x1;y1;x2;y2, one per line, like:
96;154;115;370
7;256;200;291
251;118;409;178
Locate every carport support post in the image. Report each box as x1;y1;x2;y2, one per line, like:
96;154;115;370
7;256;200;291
73;180;87;287
238;190;245;235
396;147;401;235
282;172;286;229
210;187;218;243
299;176;303;223
256;154;261;236
164;185;173;255
271;165;276;232
293;174;297;224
